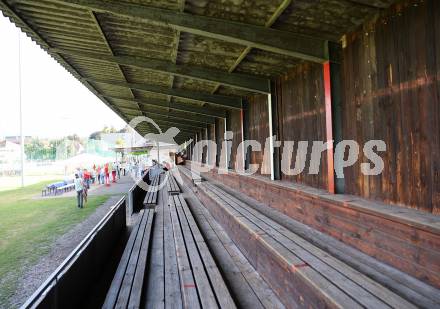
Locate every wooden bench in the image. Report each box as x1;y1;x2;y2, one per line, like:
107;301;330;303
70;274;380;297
196;180;430;309
199;166;440;289
143;174;160;208
103;208;155;309
177;175;285;308
177;165;203;184
166;171;180;195
137;177;236;308
163;194;236;308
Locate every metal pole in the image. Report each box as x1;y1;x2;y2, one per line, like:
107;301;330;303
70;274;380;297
18;31;25;187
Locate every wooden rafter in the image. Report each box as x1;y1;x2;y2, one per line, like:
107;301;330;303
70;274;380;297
120;106;214;126
105;95;226;118
168;0;186;105
212;0;292;94
52;0;329;63
85;78;243;109
50;48;270;93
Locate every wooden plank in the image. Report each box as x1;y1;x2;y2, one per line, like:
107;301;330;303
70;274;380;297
128;209;155;308
169;195;201;309
144;180;165;308
162;189;183;309
203;185;396;308
203;167;440;288
200;207;284;309
197;183;327;307
173;195;218;308
166;172;181;195
208;184;416;309
185;197;269;309
144;175;160;207
220;179;440;308
178;195;236;308
115;210;152;308
102;210;145;308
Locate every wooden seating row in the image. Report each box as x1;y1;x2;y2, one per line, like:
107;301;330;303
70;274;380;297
105;174;236;308
178;176;286;308
166;171;180;195
196;180;427;308
103;208;155;309
163;193;236;308
143;174;160;208
196;164;440;289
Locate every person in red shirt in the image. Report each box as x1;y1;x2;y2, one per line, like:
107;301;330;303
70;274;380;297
83;169;90;189
104;163;110;186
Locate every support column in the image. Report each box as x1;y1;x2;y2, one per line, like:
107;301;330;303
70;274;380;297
323;62;335;194
323;42;344;194
195;132;198;162
240;106;246;171
224;117;229;170
204;126;208;164
270;81;281;180
215;119;220;167
242;101;250;171
329;43;344;194
267;93;275;181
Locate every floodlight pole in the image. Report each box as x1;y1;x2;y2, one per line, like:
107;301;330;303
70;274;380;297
18;31;25;188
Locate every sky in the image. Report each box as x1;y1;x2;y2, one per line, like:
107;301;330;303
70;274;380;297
0;15;126;139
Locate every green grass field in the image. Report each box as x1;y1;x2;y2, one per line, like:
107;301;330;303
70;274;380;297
0;180;108;308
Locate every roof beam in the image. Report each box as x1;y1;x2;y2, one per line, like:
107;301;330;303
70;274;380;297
124;111;201;132
145;122;196;135
89;11;140;111
212;0;292;94
346;0;390;9
105;95;226;118
120;106;213;126
168;0;185;104
141;110;214;125
51;48;270;94
85;78;242;110
53;0;329;62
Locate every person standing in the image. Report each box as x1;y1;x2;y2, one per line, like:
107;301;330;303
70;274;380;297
100;166;105;184
121;161;126;176
105;163;110;186
116;161;121;179
110;162;117;183
74;174;84;209
83;169;90;189
96;165;101;184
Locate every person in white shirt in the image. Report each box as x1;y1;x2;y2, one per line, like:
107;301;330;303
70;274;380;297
74;174;84;209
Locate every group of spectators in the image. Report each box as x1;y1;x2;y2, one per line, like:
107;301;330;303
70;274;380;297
73;161;124;209
73;157;174;208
